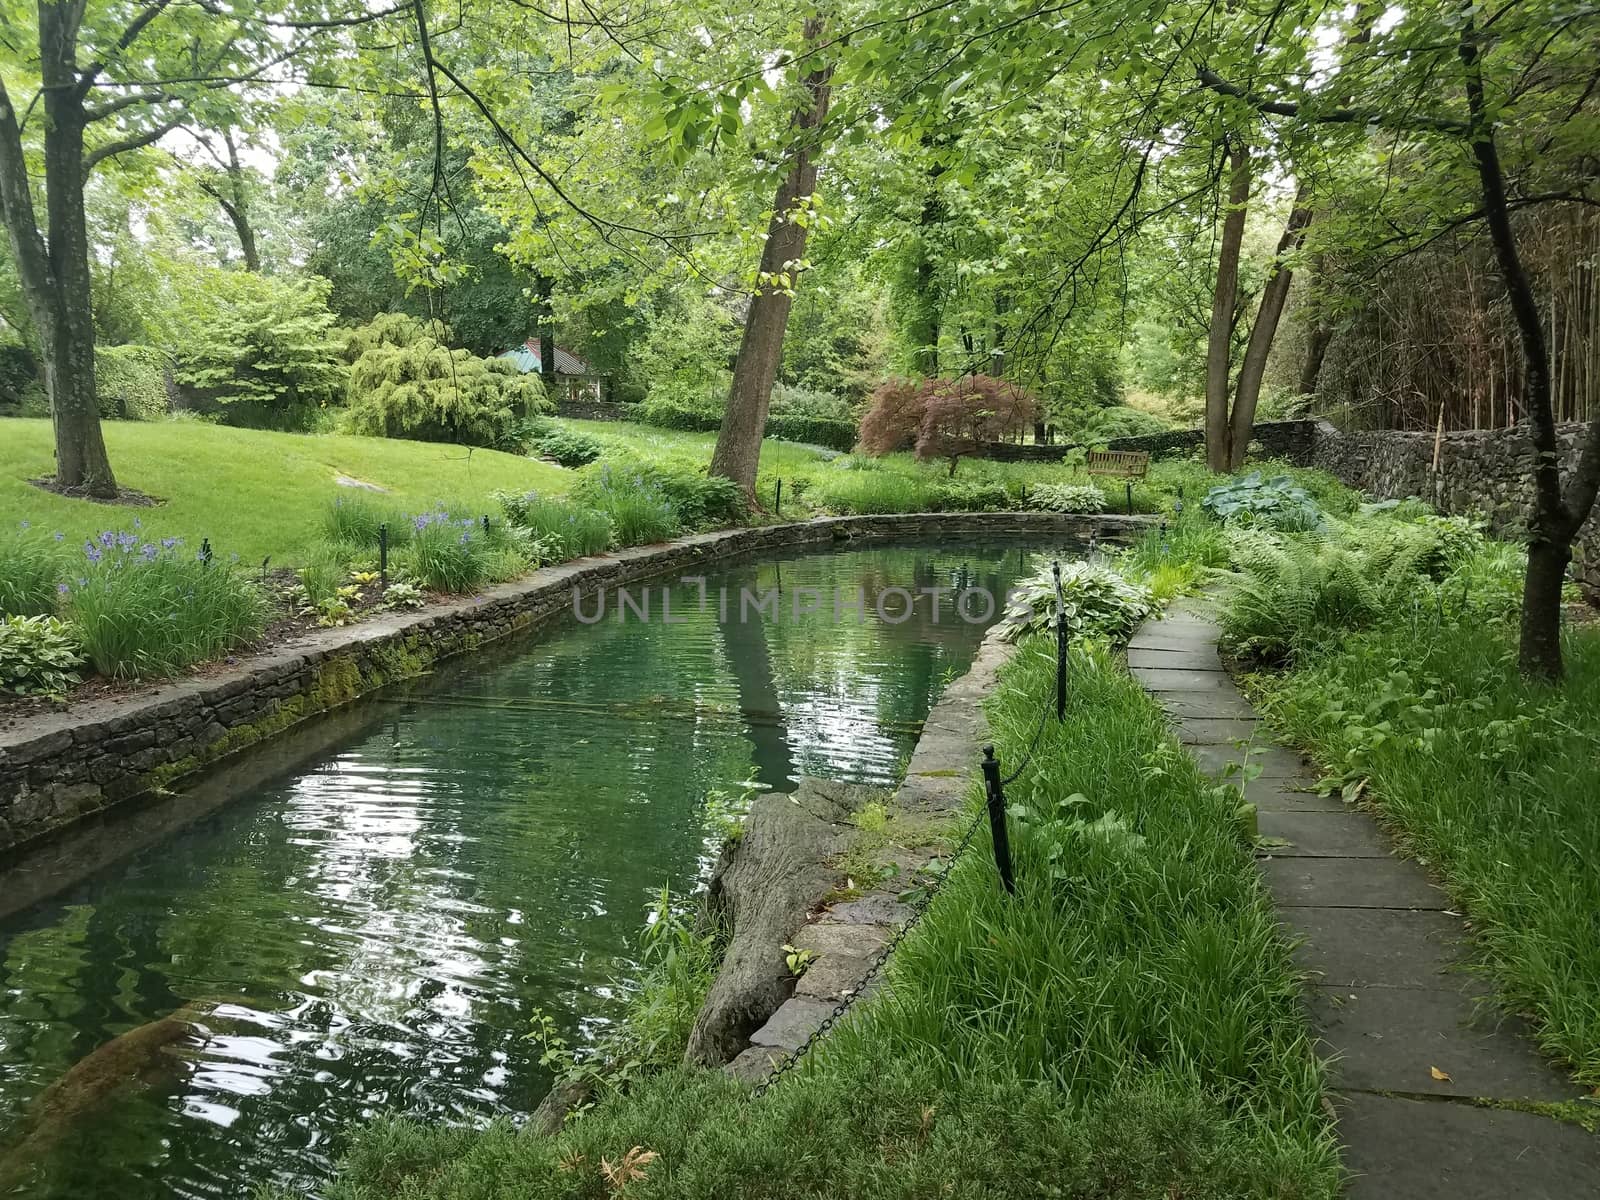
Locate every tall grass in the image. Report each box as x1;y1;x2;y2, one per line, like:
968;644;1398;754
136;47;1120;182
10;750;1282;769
0;522;67;616
805;468;937;514
496;491;613;558
1264;618;1600;1083
324;493;410;551
573;465;680;546
62;531;269;678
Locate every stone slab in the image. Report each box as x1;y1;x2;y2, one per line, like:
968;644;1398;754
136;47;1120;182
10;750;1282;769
1172;718;1264;745
747;996;837;1051
791;919;891;959
1242;779;1345;812
1312;985;1582;1101
1125;647;1225;671
1152;690;1259;720
794;954;873;1003
1336;1092;1600;1200
1128;667;1242;692
824;893;912;926
1257;810;1396;858
1258;856;1449;910
1282;906;1467;989
724;1044;787;1085
1185;741;1307;780
1127;631;1216;654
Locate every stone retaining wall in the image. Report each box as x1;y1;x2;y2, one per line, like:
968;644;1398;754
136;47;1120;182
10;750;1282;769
0;512;1146;855
1308;420;1598;599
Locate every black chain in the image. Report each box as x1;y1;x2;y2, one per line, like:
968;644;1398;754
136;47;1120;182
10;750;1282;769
1000;702;1051;786
750;804;988;1098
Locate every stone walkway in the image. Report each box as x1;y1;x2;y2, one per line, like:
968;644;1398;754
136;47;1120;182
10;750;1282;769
1128;599;1600;1199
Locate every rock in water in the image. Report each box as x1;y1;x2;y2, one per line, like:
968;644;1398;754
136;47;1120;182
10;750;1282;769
683;778;869;1068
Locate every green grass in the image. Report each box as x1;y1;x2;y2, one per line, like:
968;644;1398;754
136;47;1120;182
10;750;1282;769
319;641;1337;1200
1260;618;1600;1084
1;418;568;567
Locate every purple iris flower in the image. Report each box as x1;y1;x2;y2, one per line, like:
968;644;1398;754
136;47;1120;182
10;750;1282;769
85;545;103;563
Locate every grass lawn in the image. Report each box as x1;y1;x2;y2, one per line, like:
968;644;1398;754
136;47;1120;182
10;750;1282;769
1;418;570;566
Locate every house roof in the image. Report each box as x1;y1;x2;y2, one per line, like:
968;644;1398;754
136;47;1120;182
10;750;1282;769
498;340;592;376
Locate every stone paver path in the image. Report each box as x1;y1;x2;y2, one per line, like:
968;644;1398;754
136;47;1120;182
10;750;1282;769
1129;599;1600;1199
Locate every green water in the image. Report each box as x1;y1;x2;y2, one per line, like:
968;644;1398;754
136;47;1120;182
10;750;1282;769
0;539;1066;1198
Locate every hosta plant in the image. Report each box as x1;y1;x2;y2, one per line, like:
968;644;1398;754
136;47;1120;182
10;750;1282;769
997;562;1153;644
0;615;87;697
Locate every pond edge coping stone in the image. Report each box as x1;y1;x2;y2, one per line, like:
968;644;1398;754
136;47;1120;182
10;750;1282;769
0;512;1148;856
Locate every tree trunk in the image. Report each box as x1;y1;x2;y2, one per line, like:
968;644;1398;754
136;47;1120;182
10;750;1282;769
710;19;833;501
1458;29;1591;680
1227;192;1313;470
39;30;116;496
0;4;118;496
1205;143;1252;472
1299;320;1334;396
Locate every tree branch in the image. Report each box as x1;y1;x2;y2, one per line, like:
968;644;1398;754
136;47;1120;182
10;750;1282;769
82;115;184;175
1195;66;1470;134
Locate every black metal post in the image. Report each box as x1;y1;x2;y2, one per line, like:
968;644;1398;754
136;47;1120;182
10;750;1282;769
200;537;212;566
775;478;782;515
379;523;389;586
979;746;1016;894
1052;560;1067;721
1125;480;1133;515
1174;484;1185;519
482;514;490;534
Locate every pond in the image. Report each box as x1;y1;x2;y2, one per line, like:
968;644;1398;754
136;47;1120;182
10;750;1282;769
0;538;1071;1199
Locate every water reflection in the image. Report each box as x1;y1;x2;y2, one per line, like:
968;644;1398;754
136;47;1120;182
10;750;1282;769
0;538;1071;1198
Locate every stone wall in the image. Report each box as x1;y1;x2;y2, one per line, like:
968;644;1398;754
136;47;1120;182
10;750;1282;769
978;419;1321;463
1308;420;1598;599
0;512;1147;855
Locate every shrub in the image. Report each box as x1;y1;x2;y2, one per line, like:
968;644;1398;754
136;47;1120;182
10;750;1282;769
0;615;86;697
495;490;613;559
634;464;744;528
1029;482;1107;513
765;413;857;451
0;341;37;408
570;465;680;546
635;399;723;432
61;532;270;678
997;561;1153;643
533;428;604;467
347;331;551;450
0;523;68;616
929;477;1012;512
95;344;170;420
1083;405;1169;441
1202;472;1323;531
169;272;347;428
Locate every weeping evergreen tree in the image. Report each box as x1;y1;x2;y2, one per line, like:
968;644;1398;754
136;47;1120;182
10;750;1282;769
345;314;550;449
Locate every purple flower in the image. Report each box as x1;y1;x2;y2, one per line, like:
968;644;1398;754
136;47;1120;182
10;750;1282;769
76;577;88;587
98;530;115;548
56;582;69;595
19;519;29;530
161;537;179;550
141;544;159;561
53;531;64;542
86;546;102;563
458;532;470;545
117;532;137;551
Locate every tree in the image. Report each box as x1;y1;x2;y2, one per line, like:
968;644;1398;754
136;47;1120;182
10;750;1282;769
858;374;1037;475
709;17;834;501
0;0;378;496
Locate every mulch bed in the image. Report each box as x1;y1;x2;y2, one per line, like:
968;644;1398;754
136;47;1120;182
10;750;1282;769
28;477;165;507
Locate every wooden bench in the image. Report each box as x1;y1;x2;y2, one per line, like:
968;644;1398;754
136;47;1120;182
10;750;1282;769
1085;449;1150;480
